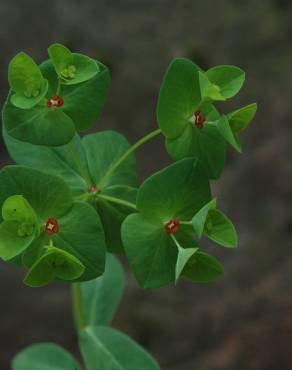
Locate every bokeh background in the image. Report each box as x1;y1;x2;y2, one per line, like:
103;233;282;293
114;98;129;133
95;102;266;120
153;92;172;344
1;1;292;369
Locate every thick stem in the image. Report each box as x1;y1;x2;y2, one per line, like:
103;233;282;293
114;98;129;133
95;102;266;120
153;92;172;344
97;193;137;210
72;282;86;332
97;128;162;188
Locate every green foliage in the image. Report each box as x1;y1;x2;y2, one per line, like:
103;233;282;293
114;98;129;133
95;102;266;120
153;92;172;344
80;254;125;326
12;343;82;370
4;129;137;253
48;43;99;85
1;44;257;370
122;158;211;288
79;326;160;370
8;52;48;109
4;45;110;146
24;246;85;287
0;166;106;284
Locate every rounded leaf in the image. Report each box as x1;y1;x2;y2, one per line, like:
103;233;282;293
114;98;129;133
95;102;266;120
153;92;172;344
12;343;81;370
79;326;160;370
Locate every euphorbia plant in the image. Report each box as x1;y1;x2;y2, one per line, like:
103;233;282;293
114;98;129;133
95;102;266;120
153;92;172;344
0;44;257;369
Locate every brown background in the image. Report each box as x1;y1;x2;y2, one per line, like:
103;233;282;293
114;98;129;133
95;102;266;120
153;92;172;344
0;1;292;369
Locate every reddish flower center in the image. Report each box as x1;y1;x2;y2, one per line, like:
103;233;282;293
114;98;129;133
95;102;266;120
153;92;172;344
89;185;99;194
165;218;180;234
47;95;64;108
194;111;206;129
45;218;60;235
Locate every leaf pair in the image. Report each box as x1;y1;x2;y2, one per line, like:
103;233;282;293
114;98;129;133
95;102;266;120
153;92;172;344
48;43;99;85
4;129;137;253
12;327;160;370
0;165;106;287
4;45;110;146
13;255;160;370
122;158;212;288
157;58;256;178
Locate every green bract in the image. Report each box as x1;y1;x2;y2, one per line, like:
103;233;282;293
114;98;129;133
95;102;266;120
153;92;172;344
122;158;212;288
8;52;49;109
2;46;257;370
48;43;100;85
3;49;110;146
157;58;227;178
4;129;137;253
205;65;245;99
191;199;238;248
0;165;106;284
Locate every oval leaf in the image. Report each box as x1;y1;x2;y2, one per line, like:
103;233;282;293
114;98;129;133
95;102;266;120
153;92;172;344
79;326;160;370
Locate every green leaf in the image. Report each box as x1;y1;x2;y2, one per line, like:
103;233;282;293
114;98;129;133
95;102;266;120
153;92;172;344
0;195;39;261
205;209;238;248
0;166;73;221
79;326;160;370
206;65;245;99
122;214;177;288
175;245;198;283
0;221;35;261
165;102;227;179
157;58;202;139
216;115;242;152
80;254;125;326
191;198;216;237
228;103;257;133
8;52;48;109
48;44;99;85
48;43;73;76
43;59;109;132
96;185;137;253
137;158;211;223
24;246;85;287
3;98;76;146
198;71;226;101
2;195;38;225
23;202;106;282
3;129;137;253
122;158;210;288
183;251;224;283
12;343;81;370
10;80;48;110
83;131;137;189
3;58;110;146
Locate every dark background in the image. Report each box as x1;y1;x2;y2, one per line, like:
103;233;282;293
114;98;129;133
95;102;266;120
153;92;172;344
1;1;292;369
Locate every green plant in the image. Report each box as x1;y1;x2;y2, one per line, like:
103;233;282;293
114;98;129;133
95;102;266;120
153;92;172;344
0;44;257;369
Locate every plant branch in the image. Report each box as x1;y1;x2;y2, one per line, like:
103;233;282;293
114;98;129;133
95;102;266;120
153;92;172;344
98;128;162;188
97;193;137;210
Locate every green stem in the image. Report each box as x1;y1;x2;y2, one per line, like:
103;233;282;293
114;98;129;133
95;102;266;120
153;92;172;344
72;282;86;332
67;142;92;186
98;128;162;188
180;220;191;225
97;193;137;210
56;78;62;96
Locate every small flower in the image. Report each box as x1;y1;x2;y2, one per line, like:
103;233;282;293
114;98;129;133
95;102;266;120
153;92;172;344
194;111;206;129
47;95;64;108
45;218;60;235
165;218;180;234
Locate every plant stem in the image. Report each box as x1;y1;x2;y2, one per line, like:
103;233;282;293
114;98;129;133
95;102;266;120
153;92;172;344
56;78;62;96
67;142;92;186
97;193;137;210
98;128;162;188
72;282;86;332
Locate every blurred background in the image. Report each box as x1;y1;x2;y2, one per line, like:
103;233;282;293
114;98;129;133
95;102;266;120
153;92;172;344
0;0;292;369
